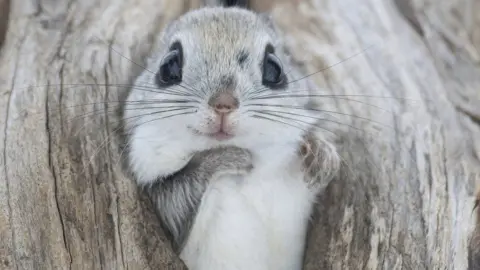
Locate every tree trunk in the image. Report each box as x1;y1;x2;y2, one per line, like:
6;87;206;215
0;0;479;269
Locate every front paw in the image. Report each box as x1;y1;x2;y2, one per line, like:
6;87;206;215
299;133;340;191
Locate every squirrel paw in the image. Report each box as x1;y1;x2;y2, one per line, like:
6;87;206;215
298;132;340;192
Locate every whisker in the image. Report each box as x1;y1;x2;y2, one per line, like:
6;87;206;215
135;85;199;97
252;113;337;136
245;104;393;129
249;94;392;113
71;107;195;138
247;45;375;97
251;114;309;133
73;36;155;175
5;82;200;99
254;111;341;136
172;82;205;99
250;109;369;134
99;37;205;97
68;99;199;106
77;108;195;176
72;83;197;97
59;37;200;176
251;91;422;103
113;107;196;129
125;110;197;134
57;99;198;112
68;105;196;124
79;117;129;177
255;111;420;185
288;45;375;85
106;41;156;75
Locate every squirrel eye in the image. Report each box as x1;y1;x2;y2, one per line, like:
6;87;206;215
156;42;183;87
262;52;286;89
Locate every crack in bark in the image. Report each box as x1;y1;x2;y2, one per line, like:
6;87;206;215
45;3;75;267
46;66;73;269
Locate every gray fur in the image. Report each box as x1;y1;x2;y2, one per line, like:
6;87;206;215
145;146;253;252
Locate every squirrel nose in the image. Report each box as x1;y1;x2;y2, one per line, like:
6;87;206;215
209;92;239;114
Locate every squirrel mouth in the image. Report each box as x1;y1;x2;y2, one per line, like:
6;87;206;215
191;128;234;141
207;131;234;141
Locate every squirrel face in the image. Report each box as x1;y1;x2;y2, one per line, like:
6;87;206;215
124;7;317;156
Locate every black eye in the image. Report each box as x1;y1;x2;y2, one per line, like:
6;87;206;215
156;42;183;87
262;45;286;89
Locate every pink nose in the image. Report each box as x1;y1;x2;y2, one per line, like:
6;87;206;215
210;92;239;114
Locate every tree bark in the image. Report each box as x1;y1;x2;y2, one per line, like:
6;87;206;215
0;0;479;269
0;0;9;49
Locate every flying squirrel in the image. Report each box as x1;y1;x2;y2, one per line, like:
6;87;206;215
122;1;340;269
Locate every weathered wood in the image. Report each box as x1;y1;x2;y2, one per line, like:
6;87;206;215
0;0;479;269
0;0;9;49
0;0;197;269
269;1;480;269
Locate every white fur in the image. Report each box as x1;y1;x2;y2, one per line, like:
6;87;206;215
179;144;316;270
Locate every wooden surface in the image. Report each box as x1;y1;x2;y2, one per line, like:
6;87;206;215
0;0;9;49
0;0;479;269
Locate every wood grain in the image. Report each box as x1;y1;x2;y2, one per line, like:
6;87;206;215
0;0;479;269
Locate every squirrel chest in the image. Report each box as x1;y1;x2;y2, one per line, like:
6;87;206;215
180;146;316;270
